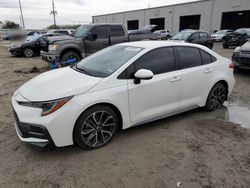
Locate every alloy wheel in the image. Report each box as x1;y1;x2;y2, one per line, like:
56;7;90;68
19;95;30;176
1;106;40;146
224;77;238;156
24;48;33;57
209;85;226;110
80;111;116;148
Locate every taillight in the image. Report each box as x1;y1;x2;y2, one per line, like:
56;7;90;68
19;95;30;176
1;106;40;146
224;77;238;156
229;63;235;69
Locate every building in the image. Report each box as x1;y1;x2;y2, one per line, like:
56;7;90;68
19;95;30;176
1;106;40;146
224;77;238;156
92;0;250;33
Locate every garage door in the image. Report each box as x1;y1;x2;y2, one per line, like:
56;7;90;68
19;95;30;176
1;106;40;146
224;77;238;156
127;20;139;30
150;18;165;31
179;15;201;31
221;10;250;30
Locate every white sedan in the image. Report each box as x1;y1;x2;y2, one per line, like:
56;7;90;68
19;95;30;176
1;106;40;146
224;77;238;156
12;41;235;149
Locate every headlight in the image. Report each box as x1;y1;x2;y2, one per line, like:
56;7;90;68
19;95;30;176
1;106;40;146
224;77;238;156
234;47;240;53
18;96;73;116
49;44;60;51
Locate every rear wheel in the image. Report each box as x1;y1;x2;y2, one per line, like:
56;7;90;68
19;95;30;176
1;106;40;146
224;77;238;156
205;83;227;111
74;105;118;149
222;43;229;49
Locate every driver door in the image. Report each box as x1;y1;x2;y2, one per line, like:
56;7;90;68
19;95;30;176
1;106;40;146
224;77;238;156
126;47;181;124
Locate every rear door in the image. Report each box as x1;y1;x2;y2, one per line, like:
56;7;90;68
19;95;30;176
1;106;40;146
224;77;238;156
175;46;214;109
126;47;181;123
110;25;128;45
85;25;110;55
199;32;210;46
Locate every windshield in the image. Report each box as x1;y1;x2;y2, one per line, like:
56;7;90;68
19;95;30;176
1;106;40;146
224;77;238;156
75;45;144;78
171;32;192;40
29;34;42;41
72;25;92;37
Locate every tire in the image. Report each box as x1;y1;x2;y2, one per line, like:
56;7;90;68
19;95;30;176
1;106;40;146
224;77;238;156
74;105;119;149
205;83;227;111
61;51;81;63
207;44;213;49
222;43;229;49
23;47;34;57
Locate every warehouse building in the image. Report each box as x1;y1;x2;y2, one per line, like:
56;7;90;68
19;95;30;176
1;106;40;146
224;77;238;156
92;0;250;34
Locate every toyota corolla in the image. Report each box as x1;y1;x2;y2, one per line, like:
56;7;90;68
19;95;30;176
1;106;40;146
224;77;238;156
12;41;235;149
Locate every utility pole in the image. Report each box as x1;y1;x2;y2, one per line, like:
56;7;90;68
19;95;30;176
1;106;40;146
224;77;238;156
50;0;57;28
19;0;25;28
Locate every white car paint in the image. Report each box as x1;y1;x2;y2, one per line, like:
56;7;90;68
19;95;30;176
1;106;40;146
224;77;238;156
12;41;235;147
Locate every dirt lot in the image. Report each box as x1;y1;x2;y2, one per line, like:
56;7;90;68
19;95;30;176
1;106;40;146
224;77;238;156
0;41;250;188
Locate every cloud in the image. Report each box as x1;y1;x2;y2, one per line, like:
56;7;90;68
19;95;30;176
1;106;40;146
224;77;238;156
0;0;200;29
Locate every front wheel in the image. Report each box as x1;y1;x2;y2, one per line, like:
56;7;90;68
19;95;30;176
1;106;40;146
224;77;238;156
23;47;34;57
61;51;81;64
222;43;229;49
205;83;227;111
74;105;118;149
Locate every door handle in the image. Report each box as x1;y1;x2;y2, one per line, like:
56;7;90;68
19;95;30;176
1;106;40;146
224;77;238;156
103;41;109;45
170;76;181;82
204;68;213;73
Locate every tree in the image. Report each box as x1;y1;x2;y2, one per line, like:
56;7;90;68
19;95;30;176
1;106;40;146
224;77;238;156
2;20;20;29
47;24;81;29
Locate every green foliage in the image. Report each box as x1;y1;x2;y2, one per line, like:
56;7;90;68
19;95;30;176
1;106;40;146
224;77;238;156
2;20;20;29
47;24;81;29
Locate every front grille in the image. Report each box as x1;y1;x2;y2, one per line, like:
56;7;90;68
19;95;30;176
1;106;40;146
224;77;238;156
240;57;250;65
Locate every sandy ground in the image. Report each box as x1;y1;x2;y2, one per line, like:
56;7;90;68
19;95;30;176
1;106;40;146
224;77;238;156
0;41;250;188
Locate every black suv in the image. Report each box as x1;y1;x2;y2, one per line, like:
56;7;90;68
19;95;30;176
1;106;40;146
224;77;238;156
171;30;214;49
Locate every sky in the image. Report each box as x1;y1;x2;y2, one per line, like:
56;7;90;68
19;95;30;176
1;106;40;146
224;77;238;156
0;0;200;29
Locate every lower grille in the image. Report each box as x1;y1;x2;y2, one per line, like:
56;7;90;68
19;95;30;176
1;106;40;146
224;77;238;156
240;57;250;65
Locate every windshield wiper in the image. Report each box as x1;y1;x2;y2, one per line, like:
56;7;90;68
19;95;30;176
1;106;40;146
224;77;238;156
74;65;92;76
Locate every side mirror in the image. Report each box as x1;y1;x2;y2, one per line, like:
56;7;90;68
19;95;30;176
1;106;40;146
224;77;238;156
85;33;98;41
134;69;154;84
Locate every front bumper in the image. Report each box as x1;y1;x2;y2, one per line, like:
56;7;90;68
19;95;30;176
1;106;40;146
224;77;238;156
232;52;250;70
12;92;83;147
14;110;52;147
40;50;60;62
9;47;23;56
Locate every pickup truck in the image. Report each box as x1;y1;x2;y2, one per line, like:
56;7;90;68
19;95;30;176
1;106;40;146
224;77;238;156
40;24;161;62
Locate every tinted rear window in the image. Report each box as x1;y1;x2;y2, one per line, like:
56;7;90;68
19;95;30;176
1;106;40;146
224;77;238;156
110;25;125;37
200;50;217;64
176;47;202;69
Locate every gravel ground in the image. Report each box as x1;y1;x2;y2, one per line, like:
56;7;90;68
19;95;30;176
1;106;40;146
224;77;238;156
0;41;250;188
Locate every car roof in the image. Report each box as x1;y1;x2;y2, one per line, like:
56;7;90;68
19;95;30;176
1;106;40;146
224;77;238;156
119;41;208;49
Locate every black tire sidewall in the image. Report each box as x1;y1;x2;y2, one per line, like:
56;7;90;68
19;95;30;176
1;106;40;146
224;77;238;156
23;47;34;57
74;105;118;149
205;83;226;111
61;51;81;62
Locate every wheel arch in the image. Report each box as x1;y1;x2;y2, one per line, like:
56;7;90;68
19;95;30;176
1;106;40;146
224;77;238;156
206;80;229;102
72;102;123;144
60;47;82;60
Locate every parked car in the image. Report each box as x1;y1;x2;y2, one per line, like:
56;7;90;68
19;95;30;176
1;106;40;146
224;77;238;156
9;33;64;57
2;30;26;40
211;30;233;42
232;40;250;70
222;28;250;48
47;29;73;36
171;30;214;49
153;30;171;40
12;41;235;149
40;24;162;63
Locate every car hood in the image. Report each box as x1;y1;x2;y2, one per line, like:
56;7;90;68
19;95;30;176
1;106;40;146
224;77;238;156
47;35;76;44
240;41;250;51
18;67;102;102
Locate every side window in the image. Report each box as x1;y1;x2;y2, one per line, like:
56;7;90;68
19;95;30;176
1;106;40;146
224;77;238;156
110;25;125;37
133;47;175;76
91;26;109;39
200;32;208;39
176;47;202;69
200;50;217;64
190;33;199;40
